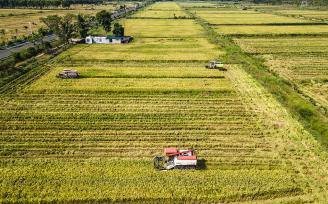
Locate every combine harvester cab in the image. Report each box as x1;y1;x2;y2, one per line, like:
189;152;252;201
57;69;79;79
154;148;197;170
205;60;226;71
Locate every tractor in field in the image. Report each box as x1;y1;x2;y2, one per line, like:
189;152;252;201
205;60;226;71
153;148;197;170
57;69;79;79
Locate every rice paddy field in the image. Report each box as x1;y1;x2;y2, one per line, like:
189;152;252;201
213;25;328;36
123;18;204;37
234;36;328;111
178;1;222;8
190;2;328;112
131;9;187;18
255;7;328;21
1;1;328;203
67;38;222;61
131;2;187;18
193;10;311;25
146;2;181;10
274;10;328;20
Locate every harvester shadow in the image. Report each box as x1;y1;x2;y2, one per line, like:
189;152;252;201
197;159;207;170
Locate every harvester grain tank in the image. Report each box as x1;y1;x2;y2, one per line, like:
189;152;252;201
154;148;197;170
57;69;79;79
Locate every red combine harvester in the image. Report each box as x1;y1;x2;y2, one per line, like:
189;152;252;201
153;148;197;170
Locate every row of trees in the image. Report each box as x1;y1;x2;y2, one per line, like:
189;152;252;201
0;0;103;9
41;10;125;43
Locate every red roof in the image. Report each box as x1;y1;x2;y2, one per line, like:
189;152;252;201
164;148;177;155
177;156;197;160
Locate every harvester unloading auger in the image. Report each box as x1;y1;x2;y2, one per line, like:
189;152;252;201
154;148;197;170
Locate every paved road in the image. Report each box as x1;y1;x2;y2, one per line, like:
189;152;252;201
0;34;57;60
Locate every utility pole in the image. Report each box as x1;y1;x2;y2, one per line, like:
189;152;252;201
29;22;33;35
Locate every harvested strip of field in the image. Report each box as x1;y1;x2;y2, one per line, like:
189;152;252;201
25;76;232;94
44;64;225;79
195;11;310;25
178;2;221;8
273;9;328;20
131;9;187;18
191;10;258;14
130;1;188;19
124;19;205;37
302;82;328;110
261;54;328;81
66;38;222;61
147;2;181;10
214;25;328;36
234;37;328;54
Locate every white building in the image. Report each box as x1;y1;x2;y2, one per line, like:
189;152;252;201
85;36;133;44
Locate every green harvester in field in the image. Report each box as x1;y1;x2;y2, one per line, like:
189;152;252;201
205;60;226;71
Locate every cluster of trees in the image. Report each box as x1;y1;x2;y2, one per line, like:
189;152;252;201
0;0;103;9
112;23;124;36
0;9;126;47
41;14;78;42
41;10;125;43
95;10;112;32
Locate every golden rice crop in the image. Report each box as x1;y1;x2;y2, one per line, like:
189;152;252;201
131;10;187;18
196;12;310;24
214;25;328;35
1;2;328;203
67;38;223;61
147;2;181;10
123;19;205;37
